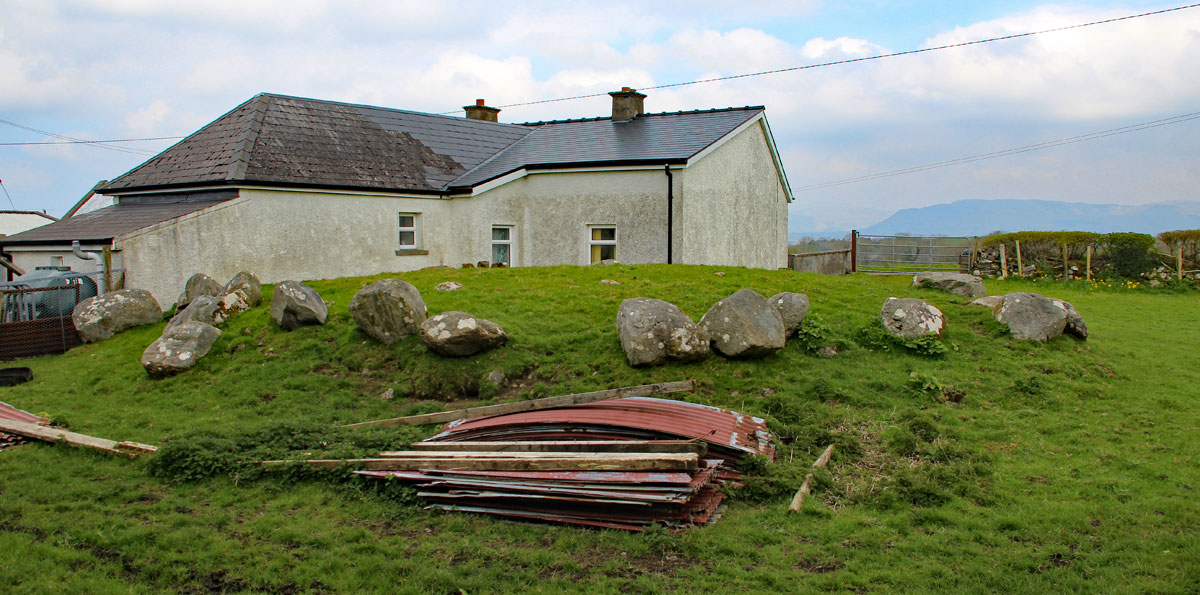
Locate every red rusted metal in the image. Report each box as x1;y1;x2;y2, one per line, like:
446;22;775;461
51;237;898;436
0;400;46;424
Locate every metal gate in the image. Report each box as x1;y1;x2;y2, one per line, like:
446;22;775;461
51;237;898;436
851;231;976;274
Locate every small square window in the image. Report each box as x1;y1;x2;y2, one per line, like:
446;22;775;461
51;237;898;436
492;226;514;267
398;213;419;248
588;226;617;264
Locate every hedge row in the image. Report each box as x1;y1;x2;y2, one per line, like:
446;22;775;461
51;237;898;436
980;231;1157;248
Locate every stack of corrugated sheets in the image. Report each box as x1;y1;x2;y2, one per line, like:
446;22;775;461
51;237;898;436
356;397;774;531
0;400;47;451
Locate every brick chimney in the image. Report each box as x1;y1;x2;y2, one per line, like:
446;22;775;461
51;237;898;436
464;99;500;122
609;87;646;122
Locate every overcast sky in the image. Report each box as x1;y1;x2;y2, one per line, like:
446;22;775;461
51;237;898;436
1;0;1197;234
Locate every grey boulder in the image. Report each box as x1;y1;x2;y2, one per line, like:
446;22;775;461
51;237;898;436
700;289;786;358
270;280;327;331
176;273;223;309
968;295;1004;309
880;297;945;339
420;311;507;357
72;289;162;343
166;295;226;331
222;271;262;309
913;272;986;298
348;279;427;345
1052;298;1088;340
994;292;1066;341
616;297;711;367
768;292;810;335
141;321;221;378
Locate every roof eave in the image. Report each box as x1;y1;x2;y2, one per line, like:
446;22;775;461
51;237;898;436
103;180;447;197
447;158;690;193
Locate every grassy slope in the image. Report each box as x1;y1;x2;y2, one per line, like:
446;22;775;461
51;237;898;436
1;265;1197;593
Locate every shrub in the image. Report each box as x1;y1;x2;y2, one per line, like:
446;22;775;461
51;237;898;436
1104;233;1157;279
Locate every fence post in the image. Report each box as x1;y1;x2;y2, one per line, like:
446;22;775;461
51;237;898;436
1016;240;1024;277
1062;244;1069;279
1179;246;1185;281
850;230;857;273
1086;246;1092;281
101;246;113;294
1000;244;1007;279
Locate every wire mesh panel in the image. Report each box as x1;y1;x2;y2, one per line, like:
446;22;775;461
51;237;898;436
855;234;974;274
0;280;89;360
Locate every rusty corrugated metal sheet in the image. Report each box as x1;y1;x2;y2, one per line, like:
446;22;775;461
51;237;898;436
0;400;46;425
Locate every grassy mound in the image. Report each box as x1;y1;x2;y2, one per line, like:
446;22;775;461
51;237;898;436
1;264;1197;592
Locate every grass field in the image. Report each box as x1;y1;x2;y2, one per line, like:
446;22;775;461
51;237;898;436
1;265;1197;593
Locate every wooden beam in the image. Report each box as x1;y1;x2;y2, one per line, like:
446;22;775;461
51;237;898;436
262;453;699;472
410;440;707;455
0;257;24;277
342;379;696;429
0;418;156;457
788;444;835;513
377;450;697;459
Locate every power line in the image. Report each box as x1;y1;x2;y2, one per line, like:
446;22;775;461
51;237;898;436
793;110;1200;193
0;136;183;147
0;119;158;156
0;179;15;209
440;2;1200;114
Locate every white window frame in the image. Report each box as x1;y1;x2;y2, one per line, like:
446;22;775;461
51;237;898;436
586;225;618;264
398;212;421;249
49;255;64;267
491;225;515;267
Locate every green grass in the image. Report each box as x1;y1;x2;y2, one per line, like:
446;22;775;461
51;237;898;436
2;265;1197;593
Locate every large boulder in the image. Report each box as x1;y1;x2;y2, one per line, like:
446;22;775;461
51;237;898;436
348;279;427;345
176;273;223;309
141;321;221;378
420;311;508;357
880;297;944;339
912;272;986;298
616;298;711;367
699;289;786;358
768;292;810;335
1052;298;1088;340
223;271;262;307
994;292;1067;342
270;280;327;331
72;289;162;343
166;295;226;331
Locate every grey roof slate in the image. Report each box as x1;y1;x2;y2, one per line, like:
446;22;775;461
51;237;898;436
0;199;230;245
100;93;764;196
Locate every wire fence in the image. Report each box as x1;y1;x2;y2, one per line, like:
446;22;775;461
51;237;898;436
853;233;975;274
0;270;110;360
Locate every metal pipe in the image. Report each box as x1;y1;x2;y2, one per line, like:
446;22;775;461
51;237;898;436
664;165;673;264
71;240;105;295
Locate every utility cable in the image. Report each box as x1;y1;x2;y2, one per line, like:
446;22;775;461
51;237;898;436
0;136;183;147
0;178;16;209
793;110;1200;192
0;119;158;156
439;2;1200;114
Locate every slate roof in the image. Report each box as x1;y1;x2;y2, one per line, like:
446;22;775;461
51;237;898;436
0;198;230;245
100;93;765;195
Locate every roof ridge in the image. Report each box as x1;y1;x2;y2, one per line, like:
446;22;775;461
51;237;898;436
227;94;272;181
517;105;765;127
256;92;531;130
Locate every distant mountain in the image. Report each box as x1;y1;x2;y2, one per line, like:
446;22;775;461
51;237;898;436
859;199;1200;236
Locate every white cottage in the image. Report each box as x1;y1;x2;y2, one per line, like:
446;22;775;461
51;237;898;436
0;89;793;306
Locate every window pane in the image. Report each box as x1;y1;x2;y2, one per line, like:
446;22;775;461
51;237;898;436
399;215;415;228
592;227;615;241
600;245;616;261
590;245;602;264
492;227;510;241
399;231;415;246
492;243;510;265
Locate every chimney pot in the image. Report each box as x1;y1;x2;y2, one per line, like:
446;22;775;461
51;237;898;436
609;87;646;122
464;100;501;122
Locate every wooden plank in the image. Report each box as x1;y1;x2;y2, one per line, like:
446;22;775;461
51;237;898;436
342;379;696;429
410;440;707;455
0;418;156;457
788;444;835;513
377;451;698;460
999;244;1007;279
1016;240;1023;277
261;454;699;472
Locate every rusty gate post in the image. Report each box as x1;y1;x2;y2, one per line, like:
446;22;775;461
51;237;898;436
850;230;857;273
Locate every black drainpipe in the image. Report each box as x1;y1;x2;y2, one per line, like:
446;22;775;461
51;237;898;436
664;165;673;264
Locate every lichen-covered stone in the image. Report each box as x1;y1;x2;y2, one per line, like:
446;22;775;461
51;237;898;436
72;289;162;343
913;272;986;298
968;295;1004;309
420;311;507;357
176;273;223;309
768;292;810;335
616;297;711;367
141;321;221;378
699;289;786;358
1053;299;1088;340
270;280;327;331
994;292;1066;342
435;281;464;291
166;295;226;331
348;279;427;345
880;297;944;339
223;271;262;307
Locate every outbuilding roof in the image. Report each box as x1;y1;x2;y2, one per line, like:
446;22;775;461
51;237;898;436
100;93;766;195
0;195;232;245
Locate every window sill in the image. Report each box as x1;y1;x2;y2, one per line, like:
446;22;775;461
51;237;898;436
395;249;430;256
